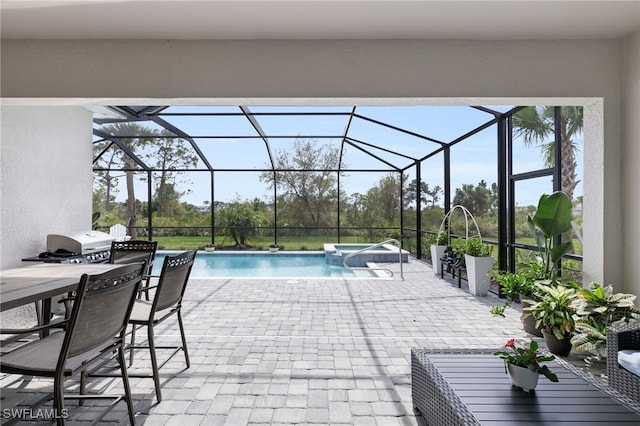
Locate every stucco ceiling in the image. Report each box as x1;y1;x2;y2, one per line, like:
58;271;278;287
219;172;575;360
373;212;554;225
1;0;638;40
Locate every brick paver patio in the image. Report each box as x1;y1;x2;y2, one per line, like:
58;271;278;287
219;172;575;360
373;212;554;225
1;257;595;425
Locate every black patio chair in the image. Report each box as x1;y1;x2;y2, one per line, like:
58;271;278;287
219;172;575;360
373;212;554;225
109;240;158;301
0;262;146;425
57;240;158;317
440;245;464;288
127;250;197;402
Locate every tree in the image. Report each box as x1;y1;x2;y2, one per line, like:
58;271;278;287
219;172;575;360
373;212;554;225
453;180;493;217
93;148;120;212
151;183;185;218
217;201;266;246
94;123;155;238
347;173;405;240
406;179;429;207
259;138;344;228
513;106;583;200
141;130;199;217
373;174;403;224
407;179;442;207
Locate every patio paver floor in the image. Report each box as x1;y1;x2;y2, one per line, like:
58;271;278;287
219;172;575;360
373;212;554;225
0;258;605;425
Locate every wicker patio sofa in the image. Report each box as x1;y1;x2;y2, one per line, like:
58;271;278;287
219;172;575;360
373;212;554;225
607;321;640;403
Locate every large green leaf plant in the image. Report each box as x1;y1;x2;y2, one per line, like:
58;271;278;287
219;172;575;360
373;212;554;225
491;191;574;317
527;191;573;281
571;283;640;358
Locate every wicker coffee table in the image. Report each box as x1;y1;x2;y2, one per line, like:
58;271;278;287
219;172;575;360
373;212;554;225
411;349;640;426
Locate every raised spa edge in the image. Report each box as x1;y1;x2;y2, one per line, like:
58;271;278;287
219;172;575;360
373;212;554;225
324;243;409;267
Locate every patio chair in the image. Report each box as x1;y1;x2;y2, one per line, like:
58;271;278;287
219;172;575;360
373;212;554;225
127;250;197;402
607;321;640;402
0;262;146;425
109;223;130;241
440;245;464;288
58;240;158;315
110;240;158;300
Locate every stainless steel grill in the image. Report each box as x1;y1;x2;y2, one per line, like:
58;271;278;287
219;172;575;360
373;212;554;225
23;231;115;264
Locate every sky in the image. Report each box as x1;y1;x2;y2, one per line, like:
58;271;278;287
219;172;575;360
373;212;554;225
96;105;583;208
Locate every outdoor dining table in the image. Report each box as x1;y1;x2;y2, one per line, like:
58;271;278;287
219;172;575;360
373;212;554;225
0;263;124;330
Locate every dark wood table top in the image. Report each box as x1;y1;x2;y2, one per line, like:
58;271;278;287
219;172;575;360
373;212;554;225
1;263;122;311
415;351;640;425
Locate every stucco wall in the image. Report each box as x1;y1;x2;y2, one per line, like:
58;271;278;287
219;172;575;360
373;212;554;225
0;38;637;296
0;39;625;99
0;106;93;269
622;32;640;297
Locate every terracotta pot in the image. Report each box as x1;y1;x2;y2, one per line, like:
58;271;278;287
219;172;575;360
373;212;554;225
507;363;539;392
520;296;543;337
542;330;573;356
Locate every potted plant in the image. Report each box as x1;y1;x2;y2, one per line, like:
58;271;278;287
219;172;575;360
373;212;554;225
490;261;546;336
429;232;449;275
525;282;577;356
453;237;493;296
528;191;574;281
490;271;529;317
269;244;280;253
494;338;558;392
571;283;640;359
204;244;215;252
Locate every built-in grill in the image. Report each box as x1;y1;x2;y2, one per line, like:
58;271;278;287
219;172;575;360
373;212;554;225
23;231;115;264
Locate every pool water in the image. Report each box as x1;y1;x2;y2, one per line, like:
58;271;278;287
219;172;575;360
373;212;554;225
153;252;362;278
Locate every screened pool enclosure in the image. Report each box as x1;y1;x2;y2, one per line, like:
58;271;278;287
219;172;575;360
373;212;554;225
92;105;583;274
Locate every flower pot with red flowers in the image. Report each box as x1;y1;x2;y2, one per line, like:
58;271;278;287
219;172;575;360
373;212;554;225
494;338;558;392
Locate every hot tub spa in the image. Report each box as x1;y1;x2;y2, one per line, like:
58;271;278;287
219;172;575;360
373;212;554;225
324;243;409;267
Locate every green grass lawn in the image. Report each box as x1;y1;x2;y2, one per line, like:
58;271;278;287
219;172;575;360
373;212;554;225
152;235;367;251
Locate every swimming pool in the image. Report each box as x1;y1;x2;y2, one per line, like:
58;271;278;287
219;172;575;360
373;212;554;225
153;252;369;278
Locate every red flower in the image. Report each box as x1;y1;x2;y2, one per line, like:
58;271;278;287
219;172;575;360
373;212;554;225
504;338;516;348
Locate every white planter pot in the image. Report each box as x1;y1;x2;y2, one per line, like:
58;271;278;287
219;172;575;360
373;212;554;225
430;245;448;275
464;254;494;296
205;246;215;252
507;363;539;392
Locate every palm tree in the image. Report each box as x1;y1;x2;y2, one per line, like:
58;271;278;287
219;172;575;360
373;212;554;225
512;106;583;200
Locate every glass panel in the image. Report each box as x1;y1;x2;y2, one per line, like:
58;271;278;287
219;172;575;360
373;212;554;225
138;135;201;170
512;175;553;247
511;106;556;175
247;106;352;137
561;257;583;283
449;126;498;239
511;133;552;175
419;154;446;235
164;114;259;137
267;137;343;164
194;137;271;169
354;105;496;144
347;116;435;166
92;171;149;228
93;141;147;171
213;171;269;203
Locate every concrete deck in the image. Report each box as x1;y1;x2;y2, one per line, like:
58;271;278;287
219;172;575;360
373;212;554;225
0;258;606;425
